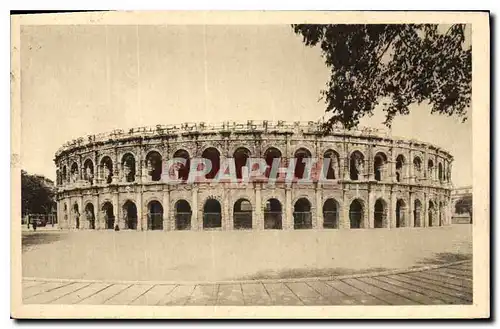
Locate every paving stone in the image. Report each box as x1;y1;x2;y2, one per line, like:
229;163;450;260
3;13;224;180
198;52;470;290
130;284;176;306
241;283;273;305
435;267;473;278
427;268;473;281
216;284;244;305
263;283;303;305
404;272;473;293
360;277;444;305
307;281;357;305
185;284;219;305
398;273;472;302
158;285;196;306
342;278;415;305
22;281;46;289
24;282;90;304
409;271;472;289
387;275;470;304
285;282;329;305
325;280;385;305
104;284;154;305
51;283;111;304
23;282;70;300
78;284;131;305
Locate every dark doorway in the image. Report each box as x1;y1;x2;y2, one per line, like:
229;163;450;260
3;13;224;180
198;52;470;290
374;199;386;228
148;200;163;230
323;198;339;229
233;199;252;229
85;203;95;229
102;202;115;229
396;199;406;227
414;199;422;227
123;200;138;230
294;198;312;229
203;199;222;229
175;200;192;230
264;198;282;229
349;199;363;229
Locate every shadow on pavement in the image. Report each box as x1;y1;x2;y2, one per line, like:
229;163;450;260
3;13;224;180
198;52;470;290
415;252;472;266
22;232;66;252
236;266;391;280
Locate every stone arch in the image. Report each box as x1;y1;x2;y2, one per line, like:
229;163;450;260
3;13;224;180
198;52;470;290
72;202;80;229
233;198;252;229
293;197;312;229
263;198;283;229
233;147;251;180
373;152;388;182
122;199;138;229
427;159;435;180
413;156;423;180
100;155;114;184
323;149;340;180
203;198;222;229
145;150;163;182
174;199;192;230
121;153;136;183
147;200;163;230
293;148;312;180
264;147;283;179
349;198;364;229
84;202;96;229
349;150;365;181
83;158;95;185
101;201;115;229
396;198;407;227
428;200;436;227
70;162;79;183
438;162;444;183
374;198;388;228
201;147;221;180
62;166;68;183
172;149;190;181
413;199;422;227
323;198;339;229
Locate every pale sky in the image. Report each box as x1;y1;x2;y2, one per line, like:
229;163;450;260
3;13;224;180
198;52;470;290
20;24;472;187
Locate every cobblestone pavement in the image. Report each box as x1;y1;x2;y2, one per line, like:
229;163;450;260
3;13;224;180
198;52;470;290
23;261;472;306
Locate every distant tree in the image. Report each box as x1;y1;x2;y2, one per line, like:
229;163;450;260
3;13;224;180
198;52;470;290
292;24;471;131
455;194;473;223
21;170;56;216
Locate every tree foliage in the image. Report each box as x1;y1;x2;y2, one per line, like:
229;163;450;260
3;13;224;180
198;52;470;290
292;24;471;131
21;170;56;216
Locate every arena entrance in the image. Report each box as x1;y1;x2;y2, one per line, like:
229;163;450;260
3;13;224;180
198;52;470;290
323;198;339;228
264;198;282;229
102;202;115;229
396;199;406;227
428;201;435;227
233;199;252;230
349;199;363;229
413;199;422;227
85;203;96;229
148;200;163;230
203;199;222;229
294;198;312;229
374;199;387;228
123;200;138;230
73;203;80;229
175;200;192;230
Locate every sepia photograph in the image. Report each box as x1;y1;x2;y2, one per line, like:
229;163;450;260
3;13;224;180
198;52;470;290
10;11;490;319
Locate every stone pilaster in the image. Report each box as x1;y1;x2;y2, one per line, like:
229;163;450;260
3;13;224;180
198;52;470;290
192;186;199;231
367;187;374;229
163;189;170;231
315;185;322;229
285;187;292;230
136;189;143;231
255;183;262;230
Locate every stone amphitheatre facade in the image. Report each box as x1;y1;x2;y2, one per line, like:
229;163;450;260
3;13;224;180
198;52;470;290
54;121;453;231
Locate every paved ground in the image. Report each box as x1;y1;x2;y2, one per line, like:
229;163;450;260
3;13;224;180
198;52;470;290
23;260;472;306
22;225;472;282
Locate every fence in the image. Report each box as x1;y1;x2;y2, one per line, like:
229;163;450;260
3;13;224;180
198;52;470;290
233;212;252;229
148;212;164;230
264;211;282;229
293;212;312;229
24;213;57;227
203;212;222;229
175;212;192;230
323;211;339;229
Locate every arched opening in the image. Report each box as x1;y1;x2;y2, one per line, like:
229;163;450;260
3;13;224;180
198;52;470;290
396;199;406;227
121;153;136;183
100;156;113;184
438;163;444;182
203;199;222;229
349;151;364;181
84;203;95;229
323;150;340;180
323;198;339;229
294;198;312;229
175;200;191;230
234;148;251;180
264;198;282;229
102;202;115;229
233;199;252;229
264;147;282;178
73;203;80;229
146;151;163;182
294;148;312;179
428;201;435;227
83;159;94;185
413;157;422;180
373;152;387;182
148;200;163;230
63;203;68;223
374;199;387;228
173;149;190;181
414;199;422;227
349;199;363;229
202;148;220;179
396;155;405;183
439;201;444;226
62;166;67;184
70;162;79;183
428;159;434;181
122;200;138;230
